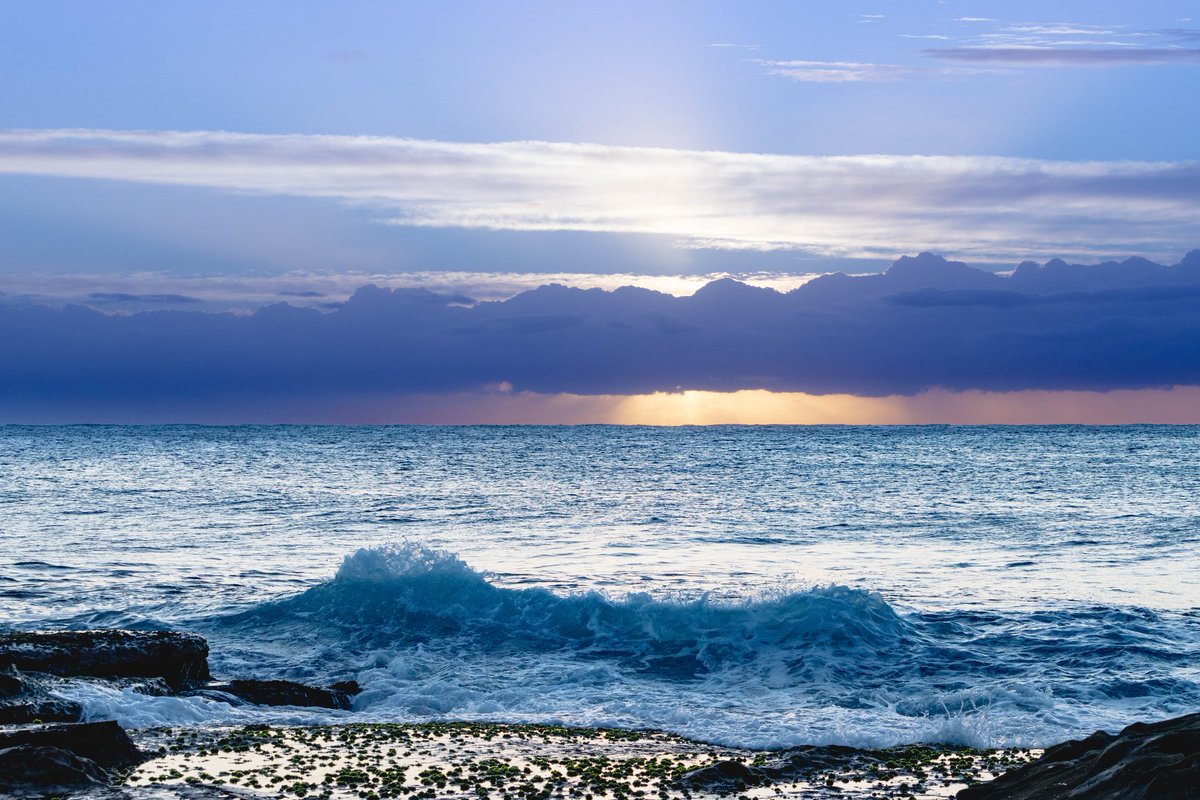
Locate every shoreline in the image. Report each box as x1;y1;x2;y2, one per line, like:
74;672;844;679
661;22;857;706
3;629;1196;798
116;720;1034;799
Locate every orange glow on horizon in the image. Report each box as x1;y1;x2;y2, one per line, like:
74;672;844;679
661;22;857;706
38;386;1200;425
610;387;1200;425
355;386;1200;426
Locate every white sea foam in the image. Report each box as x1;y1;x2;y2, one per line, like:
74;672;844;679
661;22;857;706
48;544;1191;749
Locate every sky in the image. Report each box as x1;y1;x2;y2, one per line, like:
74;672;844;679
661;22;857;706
1;1;1198;423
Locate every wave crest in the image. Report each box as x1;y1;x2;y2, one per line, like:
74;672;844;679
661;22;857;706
229;544;909;678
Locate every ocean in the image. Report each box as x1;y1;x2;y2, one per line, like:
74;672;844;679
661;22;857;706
1;425;1198;750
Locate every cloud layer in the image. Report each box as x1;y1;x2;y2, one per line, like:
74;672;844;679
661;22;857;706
3;251;1200;421
756;17;1200;82
0;269;823;313
1;129;1198;261
927;47;1200;65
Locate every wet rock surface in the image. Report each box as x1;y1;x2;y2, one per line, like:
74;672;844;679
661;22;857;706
0;743;111;788
679;743;954;793
957;712;1200;800
679;758;767;791
0;666;85;724
0;696;85;724
0;721;145;795
0;631;211;687
199;678;356;710
0;720;145;772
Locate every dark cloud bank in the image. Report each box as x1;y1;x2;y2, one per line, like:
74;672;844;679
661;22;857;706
3;251;1200;418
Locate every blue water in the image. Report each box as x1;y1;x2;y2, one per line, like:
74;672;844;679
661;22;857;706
1;425;1198;748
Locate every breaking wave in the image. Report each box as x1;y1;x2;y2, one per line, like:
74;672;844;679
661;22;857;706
60;544;1200;750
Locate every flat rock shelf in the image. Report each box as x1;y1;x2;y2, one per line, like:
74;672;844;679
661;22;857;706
115;722;1035;800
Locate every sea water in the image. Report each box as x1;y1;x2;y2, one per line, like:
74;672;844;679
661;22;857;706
1;425;1198;749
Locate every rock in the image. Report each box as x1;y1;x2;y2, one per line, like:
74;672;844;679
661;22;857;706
0;630;210;687
0;744;109;788
0;697;84;724
678;759;768;792
0;721;144;772
0;669;23;697
201;679;354;710
771;743;878;773
957;712;1200;800
85;785;254;798
331;679;362;696
0;666;85;724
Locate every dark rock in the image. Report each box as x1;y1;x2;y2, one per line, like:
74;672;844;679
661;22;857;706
0;666;85;724
0;630;210;687
0;721;144;772
0;744;109;788
771;743;875;773
678;759;768;792
0;668;22;697
957;712;1200;800
677;743;960;794
84;785;254;798
201;679;353;710
0;697;84;724
331;679;361;696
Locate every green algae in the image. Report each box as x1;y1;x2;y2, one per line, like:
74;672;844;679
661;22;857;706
122;722;1036;799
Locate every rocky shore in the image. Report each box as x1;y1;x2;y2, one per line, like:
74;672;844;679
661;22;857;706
1;629;1196;798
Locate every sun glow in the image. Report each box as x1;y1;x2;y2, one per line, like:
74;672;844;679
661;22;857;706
355;386;1200;425
609;388;1200;425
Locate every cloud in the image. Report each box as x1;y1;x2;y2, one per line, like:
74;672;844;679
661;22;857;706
759;58;985;82
758;59;917;82
928;46;1200;64
927;20;1200;66
10;385;1200;425
86;292;202;305
1002;24;1119;36
0;269;825;312
1;129;1198;262
747;18;1200;89
3;251;1200;421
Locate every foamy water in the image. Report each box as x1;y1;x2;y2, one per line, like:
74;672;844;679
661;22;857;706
2;425;1198;748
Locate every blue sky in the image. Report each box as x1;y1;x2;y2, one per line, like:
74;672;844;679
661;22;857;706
4;1;1196;158
2;2;1200;422
1;0;1198;299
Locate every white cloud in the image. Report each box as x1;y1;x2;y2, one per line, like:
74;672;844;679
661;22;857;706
938;20;1200;64
0;128;1197;261
1004;24;1118;36
758;59;915;82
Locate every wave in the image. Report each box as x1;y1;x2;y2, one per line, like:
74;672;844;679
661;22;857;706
57;544;1200;750
218;544;911;680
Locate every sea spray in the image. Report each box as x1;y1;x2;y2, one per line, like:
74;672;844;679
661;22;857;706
49;543;1198;750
